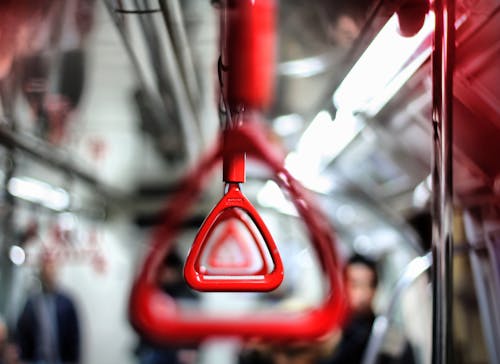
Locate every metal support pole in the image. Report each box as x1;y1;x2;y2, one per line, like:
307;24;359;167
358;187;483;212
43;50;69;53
105;1;203;163
0;124;118;201
158;0;200;107
134;0;202;163
0;148;16;314
431;0;455;363
102;0;149;90
362;253;432;364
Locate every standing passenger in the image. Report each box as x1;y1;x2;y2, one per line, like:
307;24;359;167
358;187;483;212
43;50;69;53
320;253;415;364
16;252;80;364
323;254;379;364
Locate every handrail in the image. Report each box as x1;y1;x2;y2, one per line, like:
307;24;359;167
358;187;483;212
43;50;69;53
362;253;432;364
430;1;455;363
0;123;119;201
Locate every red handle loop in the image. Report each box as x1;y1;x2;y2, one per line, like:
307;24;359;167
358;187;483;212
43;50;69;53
184;127;283;291
184;183;284;291
129;121;347;344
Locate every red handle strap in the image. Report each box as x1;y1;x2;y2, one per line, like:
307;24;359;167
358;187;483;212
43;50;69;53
222;0;277;111
184;126;284;291
184;182;284;291
129;121;347;344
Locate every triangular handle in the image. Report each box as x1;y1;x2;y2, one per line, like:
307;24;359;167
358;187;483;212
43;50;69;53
205;208;270;275
184;183;284;292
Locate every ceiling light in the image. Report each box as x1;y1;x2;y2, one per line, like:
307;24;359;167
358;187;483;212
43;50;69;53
257;180;298;216
333;12;435;115
272;113;304;137
285;110;363;190
413;175;432;208
9;245;26;266
8;177;70;211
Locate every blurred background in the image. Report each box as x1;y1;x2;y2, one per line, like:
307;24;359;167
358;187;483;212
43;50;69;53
0;0;499;363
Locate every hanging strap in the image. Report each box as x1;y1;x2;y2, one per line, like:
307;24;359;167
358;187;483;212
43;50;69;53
129;121;347;344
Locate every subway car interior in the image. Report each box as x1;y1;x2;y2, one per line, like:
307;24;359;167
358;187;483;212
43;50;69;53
0;0;499;363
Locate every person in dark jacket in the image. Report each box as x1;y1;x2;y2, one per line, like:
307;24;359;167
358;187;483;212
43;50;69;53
16;252;80;364
323;254;379;364
321;254;415;364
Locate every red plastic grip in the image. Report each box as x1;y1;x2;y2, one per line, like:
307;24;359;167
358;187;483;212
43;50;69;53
128;121;347;344
223;127;246;183
184;183;283;292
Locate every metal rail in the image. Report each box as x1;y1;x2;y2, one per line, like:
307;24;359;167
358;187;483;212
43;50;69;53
137;0;201;164
102;0;150;90
158;0;200;108
463;210;500;364
104;0;202;164
0;124;119;201
362;253;432;364
431;1;455;363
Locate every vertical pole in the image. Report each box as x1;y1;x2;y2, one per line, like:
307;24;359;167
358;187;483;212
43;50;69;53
431;0;455;363
0;150;16;314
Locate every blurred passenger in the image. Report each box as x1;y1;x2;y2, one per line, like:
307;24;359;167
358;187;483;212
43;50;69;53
239;337;331;364
320;254;378;364
0;316;19;364
320;254;415;364
238;339;274;364
237;300;328;364
16;252;80;364
239;253;416;364
135;250;198;364
272;342;322;364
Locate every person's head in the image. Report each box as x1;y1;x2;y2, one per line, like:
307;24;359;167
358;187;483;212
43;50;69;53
158;250;184;284
344;253;378;314
39;250;59;292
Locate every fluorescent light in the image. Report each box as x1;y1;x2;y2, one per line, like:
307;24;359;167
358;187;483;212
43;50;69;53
296;110;361;162
283;13;437;189
412;174;432;208
272;113;304;137
333;12;435;114
285;110;363;191
278;53;334;78
257;180;298;216
402;253;432;282
8;177;70;211
412;181;430;208
9;245;26;265
289;111;332;181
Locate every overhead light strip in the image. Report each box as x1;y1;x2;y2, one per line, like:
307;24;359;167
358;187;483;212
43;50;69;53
333;12;435;114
